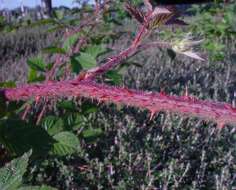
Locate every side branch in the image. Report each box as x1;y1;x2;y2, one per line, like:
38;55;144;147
1;80;236;127
82;40;171;80
83;25;148;80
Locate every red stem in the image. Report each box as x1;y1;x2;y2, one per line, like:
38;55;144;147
2;2;233;130
1;80;236;127
84;25;148;80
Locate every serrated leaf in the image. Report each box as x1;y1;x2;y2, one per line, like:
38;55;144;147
0;119;55;156
81;103;98;115
105;70;122;85
41;116;64;136
17;185;57;190
72;115;84;130
85;45;108;58
148;7;176;29
63;33;81;52
57;100;77;111
70;56;82;74
0;150;31;190
27;69;45;83
125;2;145;24
27;69;37;83
2;101;23;118
82;128;103;142
46;62;54;71
75;52;97;70
27;57;46;72
42;46;66;55
51;132;80;156
90;34;107;44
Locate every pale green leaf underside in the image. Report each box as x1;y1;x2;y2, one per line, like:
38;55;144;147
0;151;31;190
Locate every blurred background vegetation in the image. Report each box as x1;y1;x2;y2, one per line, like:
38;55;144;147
0;0;236;189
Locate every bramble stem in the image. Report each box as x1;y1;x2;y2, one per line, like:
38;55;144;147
84;25;148;80
1;2;233;130
1;80;236;127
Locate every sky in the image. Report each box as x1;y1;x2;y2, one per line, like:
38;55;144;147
0;0;92;9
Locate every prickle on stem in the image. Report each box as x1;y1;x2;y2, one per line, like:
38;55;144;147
232;91;236;109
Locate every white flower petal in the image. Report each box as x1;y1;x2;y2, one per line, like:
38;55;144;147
188;39;204;46
182;51;205;61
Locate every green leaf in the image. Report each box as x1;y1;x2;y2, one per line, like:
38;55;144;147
62;113;76;128
17;185;57;190
41;116;64;136
74;52;97;70
0;81;16;88
63;33;81;52
2;101;23;118
51;131;80;156
105;70;122;85
0;119;55;156
71;115;84;130
28;69;37;82
0;150;31;190
82;128;103;142
60;113;84;130
81;103;98;115
46;62;54;71
27;69;45;83
57;100;77;111
85;45;108;58
90;34;107;44
42;46;66;55
27;57;46;72
70;56;82;74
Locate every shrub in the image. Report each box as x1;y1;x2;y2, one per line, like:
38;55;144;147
0;1;235;189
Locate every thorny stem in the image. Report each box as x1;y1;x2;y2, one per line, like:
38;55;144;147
46;0;110;81
132;25;148;47
21;103;31;120
1;1;234;130
83;25;149;80
45;23;95;81
1;80;236;128
36;100;47;125
82;46;136;80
